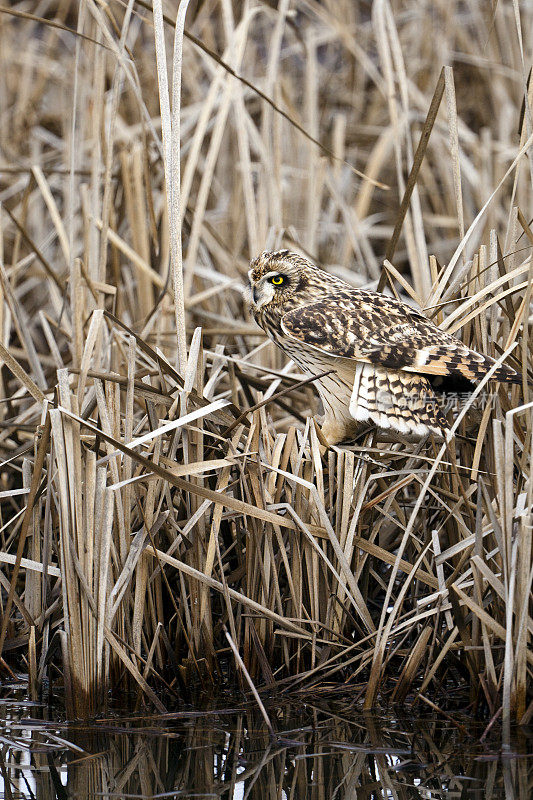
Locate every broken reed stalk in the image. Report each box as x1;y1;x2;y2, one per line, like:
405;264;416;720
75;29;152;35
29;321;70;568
153;0;188;374
0;0;530;729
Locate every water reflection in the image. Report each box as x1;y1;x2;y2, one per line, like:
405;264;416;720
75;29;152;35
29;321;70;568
0;698;531;798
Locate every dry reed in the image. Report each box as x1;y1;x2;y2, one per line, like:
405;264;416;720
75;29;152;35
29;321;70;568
0;0;531;738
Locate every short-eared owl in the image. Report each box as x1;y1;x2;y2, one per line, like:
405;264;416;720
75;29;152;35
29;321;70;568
246;250;520;445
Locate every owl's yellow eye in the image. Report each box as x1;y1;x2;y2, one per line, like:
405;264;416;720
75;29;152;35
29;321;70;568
271;275;285;286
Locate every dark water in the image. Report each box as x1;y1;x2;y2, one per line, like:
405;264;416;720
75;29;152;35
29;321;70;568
0;694;531;799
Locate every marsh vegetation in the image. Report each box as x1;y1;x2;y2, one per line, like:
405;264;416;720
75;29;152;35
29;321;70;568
0;0;531;752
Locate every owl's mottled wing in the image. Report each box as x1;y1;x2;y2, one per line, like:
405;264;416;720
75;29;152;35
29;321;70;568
281;289;519;384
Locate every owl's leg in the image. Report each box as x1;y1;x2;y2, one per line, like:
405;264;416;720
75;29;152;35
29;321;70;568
320;414;360;446
320;417;343;446
314;370;360;446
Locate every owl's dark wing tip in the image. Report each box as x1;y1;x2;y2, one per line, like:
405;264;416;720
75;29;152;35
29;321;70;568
492;362;532;386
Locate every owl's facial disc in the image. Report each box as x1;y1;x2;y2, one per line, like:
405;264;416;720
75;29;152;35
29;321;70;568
248;270;290;309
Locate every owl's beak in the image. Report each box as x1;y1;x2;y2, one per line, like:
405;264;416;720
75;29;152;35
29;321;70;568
249;280;274;309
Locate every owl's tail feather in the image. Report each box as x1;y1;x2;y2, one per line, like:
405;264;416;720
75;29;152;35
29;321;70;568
349;364;448;440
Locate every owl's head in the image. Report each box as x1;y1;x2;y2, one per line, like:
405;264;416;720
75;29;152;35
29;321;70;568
246;250;313;310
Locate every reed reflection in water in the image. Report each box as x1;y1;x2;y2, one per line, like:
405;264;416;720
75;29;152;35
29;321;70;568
0;702;531;799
